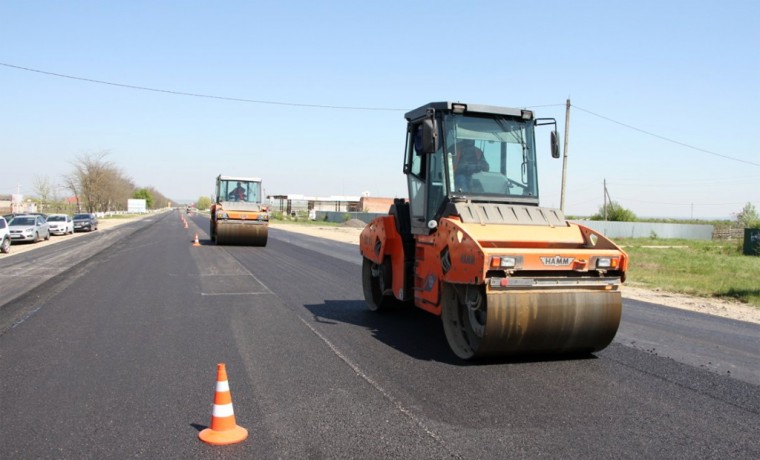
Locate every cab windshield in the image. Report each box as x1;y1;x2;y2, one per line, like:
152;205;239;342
443;113;538;200
219;179;261;203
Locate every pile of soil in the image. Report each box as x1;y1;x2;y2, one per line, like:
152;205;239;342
342;219;367;228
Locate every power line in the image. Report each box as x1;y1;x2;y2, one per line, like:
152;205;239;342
3;60;569;113
573;104;760;168
3;61;759;169
0;62;406;112
2;61;565;113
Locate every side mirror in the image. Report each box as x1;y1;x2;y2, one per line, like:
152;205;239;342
550;130;561;158
420;118;438;154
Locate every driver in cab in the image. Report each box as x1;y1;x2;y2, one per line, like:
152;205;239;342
229;182;247;201
453;139;489;191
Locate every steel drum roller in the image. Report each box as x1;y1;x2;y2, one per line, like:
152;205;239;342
441;284;622;359
215;221;268;246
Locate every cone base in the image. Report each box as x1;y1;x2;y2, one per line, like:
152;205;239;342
199;425;248;445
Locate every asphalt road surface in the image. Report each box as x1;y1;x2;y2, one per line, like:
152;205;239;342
1;210;758;459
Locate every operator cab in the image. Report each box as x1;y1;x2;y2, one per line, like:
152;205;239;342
403;102;559;234
216;175;262;204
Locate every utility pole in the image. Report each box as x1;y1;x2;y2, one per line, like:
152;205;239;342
602;180;614;221
560;99;570;213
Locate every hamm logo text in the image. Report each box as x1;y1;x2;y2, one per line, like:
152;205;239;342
540;256;574;266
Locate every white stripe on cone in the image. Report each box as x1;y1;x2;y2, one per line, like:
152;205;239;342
212;403;235;418
216;380;230;392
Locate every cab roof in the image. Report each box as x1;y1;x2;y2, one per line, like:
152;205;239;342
217;175;262;182
404;102;530;121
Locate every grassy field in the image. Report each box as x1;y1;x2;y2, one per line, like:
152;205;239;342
270;213;345;227
617;238;760;308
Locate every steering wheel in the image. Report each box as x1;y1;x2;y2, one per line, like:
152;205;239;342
505;178;531;195
506;178;525;189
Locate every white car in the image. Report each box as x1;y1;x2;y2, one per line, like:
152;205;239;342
47;214;75;236
8;215;50;243
0;217;11;253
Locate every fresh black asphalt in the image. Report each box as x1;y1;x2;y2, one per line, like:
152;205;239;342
1;210;758;458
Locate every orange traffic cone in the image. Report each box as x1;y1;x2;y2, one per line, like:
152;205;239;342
192;233;200;246
184;220;189;229
199;363;248;445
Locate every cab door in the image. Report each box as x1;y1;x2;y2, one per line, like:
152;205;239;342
405;122;428;234
405;120;445;235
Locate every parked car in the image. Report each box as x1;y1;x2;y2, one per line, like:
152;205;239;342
73;213;98;232
8;215;51;243
4;212;47;222
3;213;26;222
47;214;75;235
0;217;11;253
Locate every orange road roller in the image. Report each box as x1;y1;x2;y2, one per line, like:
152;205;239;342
360;102;628;359
210;175;269;246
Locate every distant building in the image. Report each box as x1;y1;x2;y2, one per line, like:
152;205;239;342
267;194;361;215
359;197;395;213
11;194;26;213
0;200;10;214
4;194;37;214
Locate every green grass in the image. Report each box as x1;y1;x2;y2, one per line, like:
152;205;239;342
270;217;343;227
617;238;760;308
269;210;346;227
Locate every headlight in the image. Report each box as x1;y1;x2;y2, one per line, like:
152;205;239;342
217;212;228;219
595;257;618;269
490;256;517;268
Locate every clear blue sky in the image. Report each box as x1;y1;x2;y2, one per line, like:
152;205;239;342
2;0;758;219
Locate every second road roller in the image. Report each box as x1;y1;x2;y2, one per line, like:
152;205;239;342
359;102;628;359
210;175;269;246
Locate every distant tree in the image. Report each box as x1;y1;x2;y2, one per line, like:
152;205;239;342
32;175;54;202
132;188;154;209
68;151;135;212
66;151;177;212
734;202;759;228
590;201;637;222
144;186;171;208
63;172;82;212
71;152;108;212
105;172;136;212
196;196;212;210
32;175;56;212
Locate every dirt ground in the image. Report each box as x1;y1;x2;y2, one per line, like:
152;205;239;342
1;214;152;258
271;222;760;325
